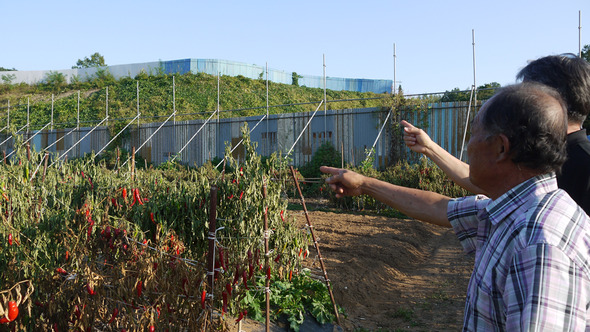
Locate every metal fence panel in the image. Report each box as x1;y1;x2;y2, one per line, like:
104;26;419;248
0;102;478;168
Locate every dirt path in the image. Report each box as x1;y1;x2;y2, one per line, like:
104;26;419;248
240;208;475;331
297;210;474;331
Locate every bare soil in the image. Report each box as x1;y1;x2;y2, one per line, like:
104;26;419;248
242;203;475;331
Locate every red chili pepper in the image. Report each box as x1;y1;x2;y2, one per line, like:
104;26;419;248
56;267;67;275
218;248;226;271
108;307;118;324
8;234;12;246
233;264;240;285
242;270;249;290
7;301;17;321
111;198;117;207
201;290;207;309
298;248;302;257
236;311;244;323
65;250;69;261
303;249;308;259
122;188;127;199
86;284;95;295
148;326;155;332
289;270;293;282
226;282;232;296
0;301;18;323
150;212;155;225
247;250;252;264
239;191;244;200
274;254;281;263
280;210;285;221
228;194;233;199
74;304;81;321
266;266;271;280
222;291;228;315
248;264;254;279
135;188;144;205
255;248;260;268
130;191;137;207
136;280;143;297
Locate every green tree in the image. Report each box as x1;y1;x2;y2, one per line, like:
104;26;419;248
0;67;16;71
476;82;501;100
441;87;470;102
582;44;590;62
291;72;302;86
72;52;106;69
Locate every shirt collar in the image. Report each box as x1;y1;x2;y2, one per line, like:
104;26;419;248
482;173;558;225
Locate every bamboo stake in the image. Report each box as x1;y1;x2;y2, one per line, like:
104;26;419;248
131;146;136;181
206;185;218;331
288;165;341;326
263;182;270;332
42;153;49;182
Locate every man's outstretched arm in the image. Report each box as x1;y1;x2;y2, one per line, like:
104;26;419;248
401;120;486;195
320;166;451;227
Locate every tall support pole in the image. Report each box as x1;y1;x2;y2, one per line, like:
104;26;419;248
266;62;269;156
27;98;30;133
6;100;9;129
472;29;477;111
393;43;397;95
137;81;140;146
323;54;327;143
173;75;176;124
289;166;341;326
206;185;218;330
263;183;270;332
579;10;583;57
51;94;54;131
106;87;109;128
77;91;80;129
217;73;220;158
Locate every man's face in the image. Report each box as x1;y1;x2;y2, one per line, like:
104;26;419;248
467;102;498;189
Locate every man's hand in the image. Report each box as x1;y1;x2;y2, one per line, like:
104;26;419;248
401;120;434;155
320;166;365;198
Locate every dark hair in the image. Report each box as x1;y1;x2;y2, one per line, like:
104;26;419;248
481;83;568;174
516;54;590;124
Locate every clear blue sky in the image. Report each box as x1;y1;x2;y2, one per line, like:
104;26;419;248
1;0;589;95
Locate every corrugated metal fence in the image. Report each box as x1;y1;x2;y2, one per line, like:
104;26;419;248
0;101;479;168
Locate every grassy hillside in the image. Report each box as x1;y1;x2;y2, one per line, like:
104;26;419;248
0;72;391;130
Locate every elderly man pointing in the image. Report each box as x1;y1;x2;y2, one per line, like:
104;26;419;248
321;83;590;331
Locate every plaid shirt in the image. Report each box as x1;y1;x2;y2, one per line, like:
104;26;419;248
448;173;590;331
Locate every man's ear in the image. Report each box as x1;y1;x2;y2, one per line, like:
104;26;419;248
496;134;511;161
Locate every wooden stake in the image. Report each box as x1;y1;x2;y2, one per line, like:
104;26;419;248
131;146;136;181
263;182;270;332
289;166;341;326
206;185;218;328
42;153;49;182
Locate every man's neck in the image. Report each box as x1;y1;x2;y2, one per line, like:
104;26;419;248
567;122;583;134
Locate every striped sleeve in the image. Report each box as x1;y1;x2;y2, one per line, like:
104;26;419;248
448;195;487;254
